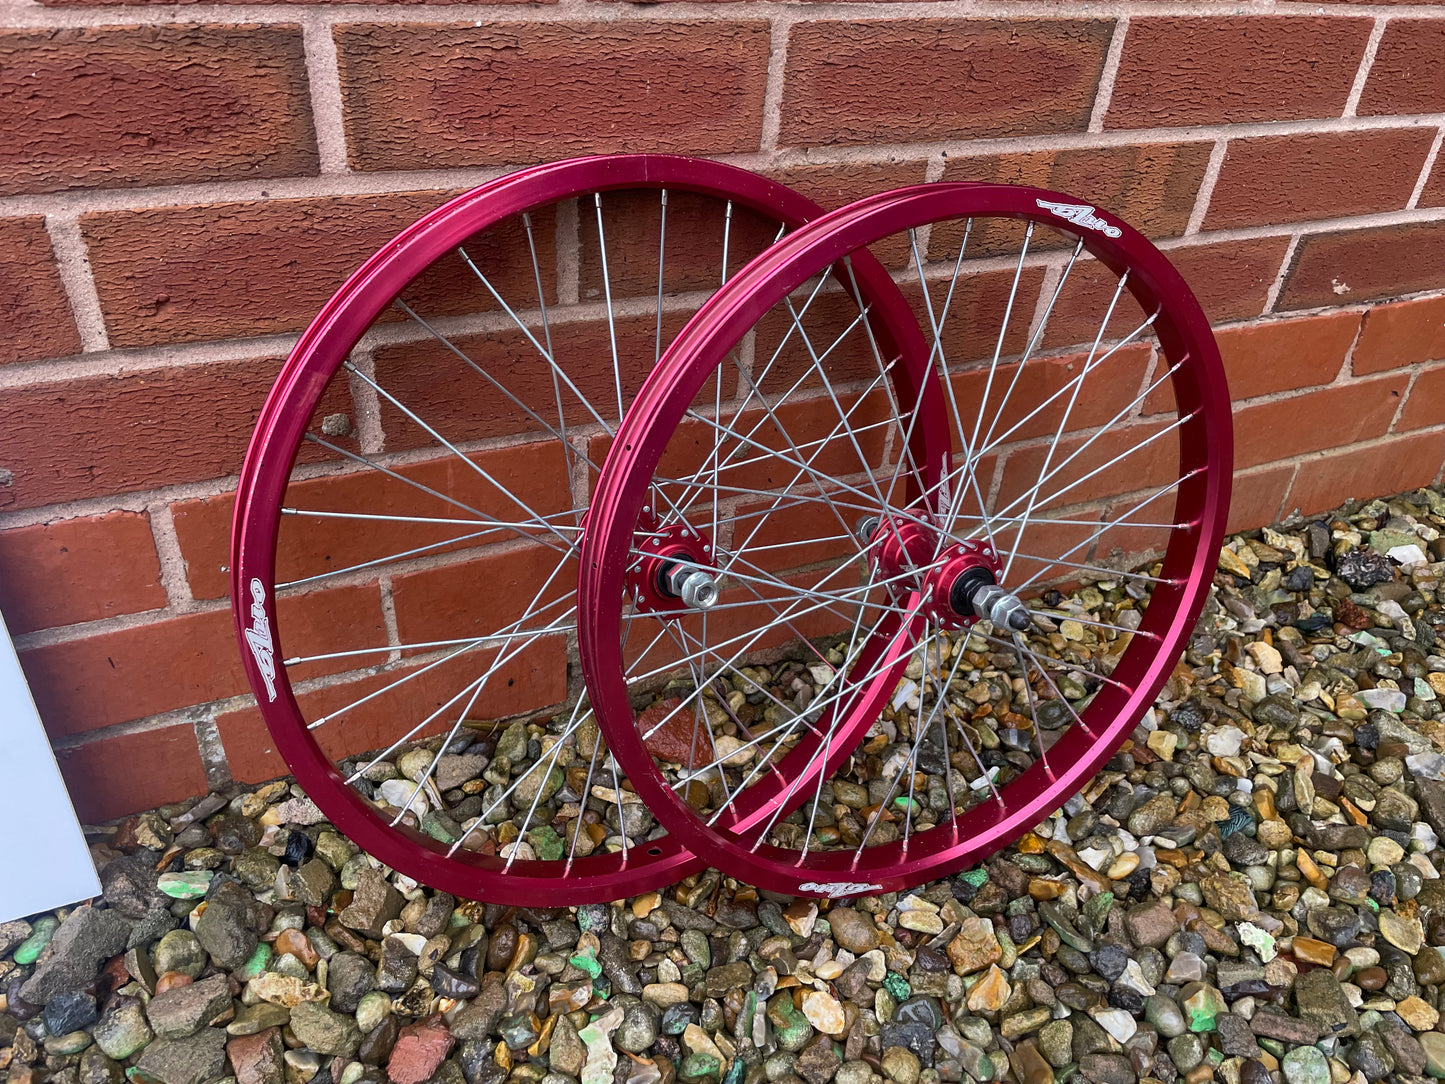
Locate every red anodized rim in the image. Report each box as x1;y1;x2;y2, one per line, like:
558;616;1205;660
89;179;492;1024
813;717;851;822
578;183;1233;897
230;155;903;903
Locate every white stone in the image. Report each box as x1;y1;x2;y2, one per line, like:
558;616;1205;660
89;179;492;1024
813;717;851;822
1390;544;1429;566
1091;1007;1137;1044
378;779;428;816
1359;687;1407;712
1206;727;1246;757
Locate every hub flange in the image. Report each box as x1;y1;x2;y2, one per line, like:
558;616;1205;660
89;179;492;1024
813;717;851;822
628;512;719;616
861;515;1030;631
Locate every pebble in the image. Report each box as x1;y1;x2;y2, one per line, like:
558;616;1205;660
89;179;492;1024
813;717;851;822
7;487;1445;1084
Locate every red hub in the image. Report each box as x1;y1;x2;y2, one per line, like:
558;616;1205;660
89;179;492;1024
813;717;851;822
864;515;1005;630
628;511;718;616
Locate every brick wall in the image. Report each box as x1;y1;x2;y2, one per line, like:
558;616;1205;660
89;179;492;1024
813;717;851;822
2;0;1444;822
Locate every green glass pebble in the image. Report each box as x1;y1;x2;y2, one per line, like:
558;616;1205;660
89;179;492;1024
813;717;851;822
528;825;564;862
157;871;213;899
235;941;273;982
882;971;910;1001
571;949;603;979
721;1056;747;1084
13;915;58;965
419;813;456;844
680;1054;722;1082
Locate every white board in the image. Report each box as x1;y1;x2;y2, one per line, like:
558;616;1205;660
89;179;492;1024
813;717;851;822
0;608;102;921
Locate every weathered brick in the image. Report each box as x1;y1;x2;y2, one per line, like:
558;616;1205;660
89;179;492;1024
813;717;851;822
1210;312;1360;401
949;343;1154;451
81;192;461;347
0;217;81;364
1204;129;1434;230
1231;373;1408;470
763;161;930;212
1226;464;1296;533
0;25;316;196
577;193;780;303
1357;21;1445;116
373;311;697;451
1352;295;1445;375
336;22;770;170
1397;363;1445;434
21;585;382;737
1106;17;1372;128
943;141;1211;241
216;642;568;782
1284;431;1444;517
994;419;1179;511
1278;221;1445;312
55;726;209;823
0;512;165;635
41;0;538;6
780;19;1112;147
1164;237;1290;325
0;359;292;511
1422;158;1445;209
175;440;571;601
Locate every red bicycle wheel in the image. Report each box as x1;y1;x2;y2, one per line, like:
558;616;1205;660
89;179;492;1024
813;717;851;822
578;183;1231;897
230;155;908;903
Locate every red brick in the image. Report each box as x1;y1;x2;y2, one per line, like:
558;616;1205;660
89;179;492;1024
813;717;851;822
390;543;575;648
1422;158;1445;210
578;189;784;303
1204;130;1434;230
1225;464;1295;533
1357;21;1445;116
0;217;81;365
891;267;1050;364
21;585;382;737
950;343;1154;451
1035;239;1287;356
763;161;930;212
1397;363;1445;433
1164;237;1291;325
1231;373;1409;470
1106;18;1372;128
1278;221;1445;312
942;142;1212;242
0;512;165;635
592;388;893;505
336;22;769;171
1213;312;1360;401
55;726;209;823
216;642;568;783
174;440;571;601
995;419;1180;511
41;0;537;5
80;191;485;347
1352;295;1445;374
1283;431;1444;516
0;25;315;197
0;358;297;511
780;20;1112;148
373;311;703;451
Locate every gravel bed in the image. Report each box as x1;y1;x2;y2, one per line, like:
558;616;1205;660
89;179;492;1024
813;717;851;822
7;488;1445;1084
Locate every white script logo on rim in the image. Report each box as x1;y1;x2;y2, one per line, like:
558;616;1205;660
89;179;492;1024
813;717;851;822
800;880;884;897
1035;199;1123;239
245;577;278;702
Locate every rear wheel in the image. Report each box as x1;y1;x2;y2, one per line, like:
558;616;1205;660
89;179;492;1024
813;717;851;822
231;155;897;903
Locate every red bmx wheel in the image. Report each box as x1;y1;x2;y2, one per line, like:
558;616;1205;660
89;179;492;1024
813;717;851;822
578;183;1232;898
230;155;911;904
